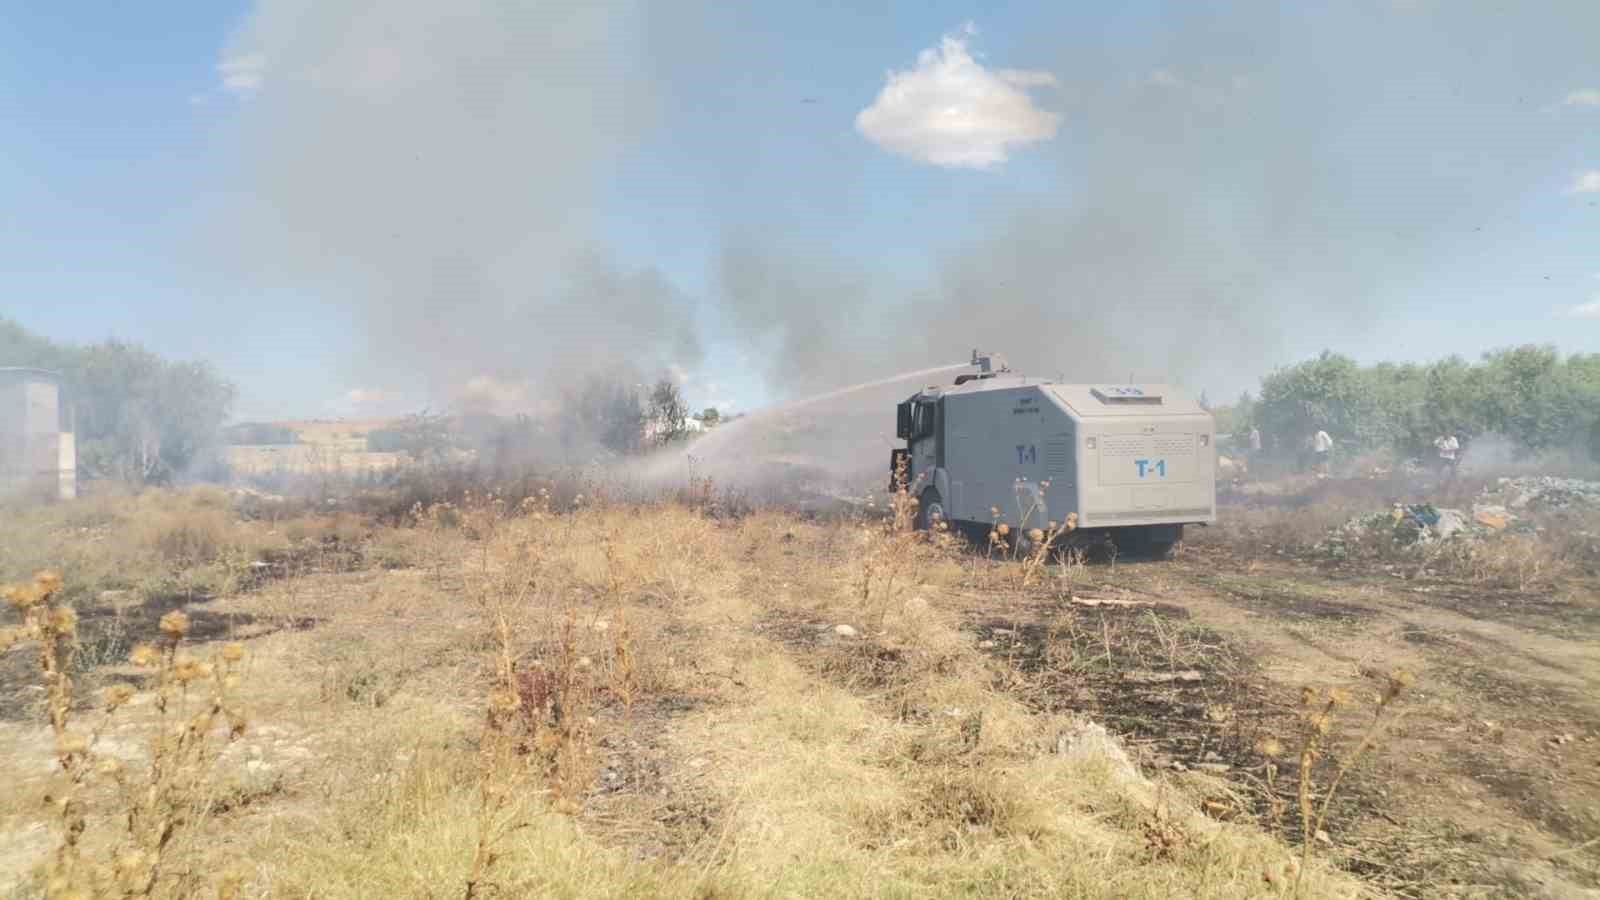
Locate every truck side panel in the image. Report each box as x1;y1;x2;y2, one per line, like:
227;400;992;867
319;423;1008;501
943;386;1076;529
1075;414;1215;527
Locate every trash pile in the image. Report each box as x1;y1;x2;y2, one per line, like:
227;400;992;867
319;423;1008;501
1319;501;1525;558
1483;476;1600;512
1312;476;1599;563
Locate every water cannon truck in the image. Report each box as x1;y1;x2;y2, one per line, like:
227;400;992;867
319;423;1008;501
892;351;1216;558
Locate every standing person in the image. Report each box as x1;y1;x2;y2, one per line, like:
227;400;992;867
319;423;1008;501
1312;428;1333;477
1433;432;1459;479
1248;426;1262;457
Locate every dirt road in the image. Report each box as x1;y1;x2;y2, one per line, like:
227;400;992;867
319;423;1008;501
954;529;1600;898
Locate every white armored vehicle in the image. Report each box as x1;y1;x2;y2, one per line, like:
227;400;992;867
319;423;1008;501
892;352;1215;557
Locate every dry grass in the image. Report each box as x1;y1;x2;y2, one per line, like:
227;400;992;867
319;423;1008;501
0;484;1382;899
2;572;251;898
1432;534;1574;591
1249;673;1413;897
0;487;370;608
1197;480;1594;598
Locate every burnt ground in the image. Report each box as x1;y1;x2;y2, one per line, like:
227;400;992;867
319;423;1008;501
5;486;1597;899
949;525;1600;899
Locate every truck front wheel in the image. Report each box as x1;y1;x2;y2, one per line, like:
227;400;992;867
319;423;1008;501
915;488;944;531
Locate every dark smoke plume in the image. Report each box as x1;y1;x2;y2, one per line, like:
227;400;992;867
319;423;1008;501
719;2;1600;398
213;0;703;412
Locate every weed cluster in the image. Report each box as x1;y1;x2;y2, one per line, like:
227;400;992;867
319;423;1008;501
3;571;250;898
1256;670;1414;895
447;487;656;899
856;466;960;631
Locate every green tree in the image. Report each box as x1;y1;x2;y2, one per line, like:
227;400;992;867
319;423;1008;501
1256;352;1389;453
366;410;454;461
1476;345;1578;453
647;378;689;446
0;318;71;371
699;407;721;427
562;376;645;455
1253;344;1597;462
2;321;236;485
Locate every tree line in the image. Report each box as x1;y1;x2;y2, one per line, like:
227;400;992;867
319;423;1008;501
1216;346;1600;460
369;376;718;464
2;318;235;484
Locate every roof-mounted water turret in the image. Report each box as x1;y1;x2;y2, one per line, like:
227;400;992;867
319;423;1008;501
971;349;1009;374
952;350;1011;386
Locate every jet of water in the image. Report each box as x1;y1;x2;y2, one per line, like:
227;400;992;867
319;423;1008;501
635;361;969;486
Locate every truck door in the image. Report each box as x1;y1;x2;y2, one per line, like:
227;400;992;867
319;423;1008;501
911;401;937;492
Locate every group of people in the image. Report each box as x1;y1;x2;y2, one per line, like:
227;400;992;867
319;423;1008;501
1237;425;1463;479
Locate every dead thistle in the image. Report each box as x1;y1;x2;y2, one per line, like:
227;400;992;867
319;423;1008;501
1273;671;1413;897
3;571;250;898
608;606;639;717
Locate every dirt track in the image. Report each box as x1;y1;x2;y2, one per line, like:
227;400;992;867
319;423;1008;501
955;529;1600;899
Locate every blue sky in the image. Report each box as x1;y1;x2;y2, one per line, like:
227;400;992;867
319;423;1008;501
2;2;1597;421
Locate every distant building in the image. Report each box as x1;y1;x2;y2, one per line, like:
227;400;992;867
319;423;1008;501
0;368;76;502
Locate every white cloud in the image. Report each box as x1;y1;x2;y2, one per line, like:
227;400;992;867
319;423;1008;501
1571;171;1600;194
1564;89;1600;107
855;25;1060;169
218;53;265;94
1568;298;1600;319
344;388;389;406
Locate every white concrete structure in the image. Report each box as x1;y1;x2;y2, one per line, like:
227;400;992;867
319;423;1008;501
0;368;75;502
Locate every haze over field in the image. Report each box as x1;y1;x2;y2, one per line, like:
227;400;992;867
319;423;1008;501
3;2;1597;423
6;7;1600;898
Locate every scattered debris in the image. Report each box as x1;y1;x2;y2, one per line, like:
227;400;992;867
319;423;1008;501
1488;476;1600;512
230;486;286;505
1319;497;1538;558
1472;504;1512;530
1124;670;1205;685
1071;594;1151;608
831;623;858;638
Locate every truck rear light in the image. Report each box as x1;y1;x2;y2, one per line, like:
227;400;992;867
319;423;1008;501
1085;437;1096;450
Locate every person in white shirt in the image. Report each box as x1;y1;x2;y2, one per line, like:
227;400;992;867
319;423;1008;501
1312;429;1333;476
1434;433;1459;478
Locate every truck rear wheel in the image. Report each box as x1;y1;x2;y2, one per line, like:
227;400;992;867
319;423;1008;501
1116;525;1182;560
915;488;944;531
1144;539;1176;560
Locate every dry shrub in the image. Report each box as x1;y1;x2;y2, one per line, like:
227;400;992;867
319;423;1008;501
855;478;963;632
456;488;618;900
1192;504;1358;557
1;488;302;613
255;726;672;900
1253;672;1413;897
279;512;368;546
140;504;236;568
1435;533;1573;591
2;571;250;898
